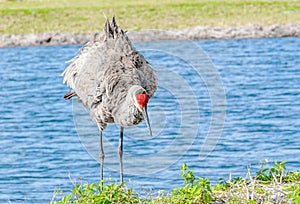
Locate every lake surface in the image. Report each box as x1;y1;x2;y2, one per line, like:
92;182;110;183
0;38;299;203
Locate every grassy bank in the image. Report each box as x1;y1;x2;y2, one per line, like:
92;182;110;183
1;0;299;35
52;161;300;204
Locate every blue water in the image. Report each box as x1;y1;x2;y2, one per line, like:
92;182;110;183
0;38;299;203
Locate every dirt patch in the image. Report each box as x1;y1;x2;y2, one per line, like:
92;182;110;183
1;24;299;48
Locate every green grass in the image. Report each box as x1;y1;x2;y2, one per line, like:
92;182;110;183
0;0;300;35
52;161;300;204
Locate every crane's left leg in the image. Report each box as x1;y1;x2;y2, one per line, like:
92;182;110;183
99;130;105;182
118;126;124;183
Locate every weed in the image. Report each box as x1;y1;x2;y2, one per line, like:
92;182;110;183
256;160;286;183
168;164;213;204
53;161;299;204
53;180;139;204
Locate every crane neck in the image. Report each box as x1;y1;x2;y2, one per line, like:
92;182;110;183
113;85;145;127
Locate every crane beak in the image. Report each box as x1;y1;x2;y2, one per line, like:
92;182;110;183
142;106;152;136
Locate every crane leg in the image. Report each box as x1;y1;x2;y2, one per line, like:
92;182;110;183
99;130;105;182
118;127;124;183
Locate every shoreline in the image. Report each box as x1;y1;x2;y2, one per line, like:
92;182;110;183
1;23;300;48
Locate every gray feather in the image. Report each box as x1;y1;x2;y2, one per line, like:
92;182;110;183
62;17;157;130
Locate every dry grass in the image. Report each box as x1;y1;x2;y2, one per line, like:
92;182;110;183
1;0;299;34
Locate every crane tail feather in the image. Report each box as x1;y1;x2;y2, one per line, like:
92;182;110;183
104;16;122;39
64;90;77;100
105;18;113;38
111;16;118;30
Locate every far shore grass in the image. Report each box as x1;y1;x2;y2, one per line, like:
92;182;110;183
1;0;300;35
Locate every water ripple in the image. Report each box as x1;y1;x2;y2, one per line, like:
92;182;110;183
0;38;299;203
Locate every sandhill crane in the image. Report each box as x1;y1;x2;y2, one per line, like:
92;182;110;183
62;17;157;182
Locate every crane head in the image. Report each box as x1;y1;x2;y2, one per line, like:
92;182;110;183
130;85;152;136
136;92;149;109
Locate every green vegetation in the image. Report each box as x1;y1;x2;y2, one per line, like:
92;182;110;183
52;160;300;204
0;0;299;35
